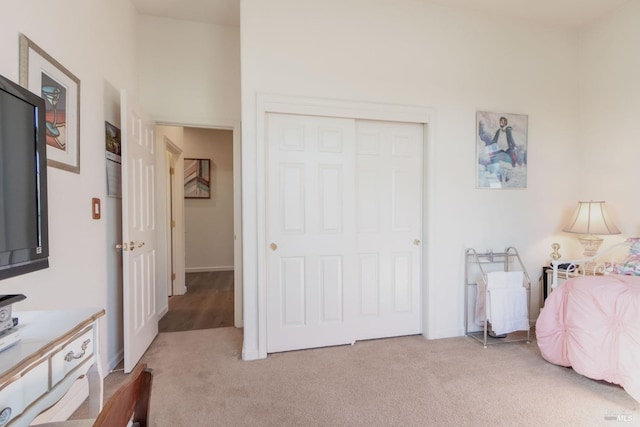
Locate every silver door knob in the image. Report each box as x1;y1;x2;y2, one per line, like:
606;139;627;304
413;239;420;246
115;242;129;251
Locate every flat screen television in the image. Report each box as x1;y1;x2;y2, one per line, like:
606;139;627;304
0;73;49;280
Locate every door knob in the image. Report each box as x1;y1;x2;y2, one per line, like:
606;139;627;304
270;243;278;251
129;241;145;251
115;242;129;251
413;239;420;246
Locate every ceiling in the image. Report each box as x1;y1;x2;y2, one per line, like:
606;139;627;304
129;0;629;29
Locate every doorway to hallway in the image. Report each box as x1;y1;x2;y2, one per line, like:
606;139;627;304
158;125;240;333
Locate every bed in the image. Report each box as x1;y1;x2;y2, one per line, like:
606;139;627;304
536;241;640;402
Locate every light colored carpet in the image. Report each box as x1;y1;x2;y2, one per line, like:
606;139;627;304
92;328;638;426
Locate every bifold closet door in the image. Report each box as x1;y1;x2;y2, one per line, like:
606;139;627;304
266;114;423;353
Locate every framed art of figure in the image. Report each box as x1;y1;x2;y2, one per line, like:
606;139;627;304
476;111;528;189
184;158;211;198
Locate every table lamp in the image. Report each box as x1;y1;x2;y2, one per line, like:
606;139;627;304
563;201;620;259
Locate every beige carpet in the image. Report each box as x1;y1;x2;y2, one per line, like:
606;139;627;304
90;328;639;426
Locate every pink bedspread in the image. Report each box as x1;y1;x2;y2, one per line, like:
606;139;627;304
536;275;640;402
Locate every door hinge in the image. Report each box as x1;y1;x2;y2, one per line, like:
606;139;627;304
171;220;176;228
171;273;176;281
169;167;175;175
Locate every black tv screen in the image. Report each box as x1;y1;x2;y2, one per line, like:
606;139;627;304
0;73;49;280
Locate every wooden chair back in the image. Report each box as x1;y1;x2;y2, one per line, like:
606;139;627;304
93;363;153;427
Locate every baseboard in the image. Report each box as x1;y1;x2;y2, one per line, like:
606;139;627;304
158;305;168;319
186;266;234;273
107;349;124;373
426;327;466;339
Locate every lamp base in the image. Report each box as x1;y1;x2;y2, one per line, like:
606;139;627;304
578;235;603;273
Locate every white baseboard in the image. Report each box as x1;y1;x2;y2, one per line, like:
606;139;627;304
185;266;234;273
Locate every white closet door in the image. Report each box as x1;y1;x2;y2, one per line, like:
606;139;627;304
266;113;357;353
266;114;423;353
354;120;423;339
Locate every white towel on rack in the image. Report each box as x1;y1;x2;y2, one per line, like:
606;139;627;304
487;271;524;290
475;280;488;325
486;271;529;335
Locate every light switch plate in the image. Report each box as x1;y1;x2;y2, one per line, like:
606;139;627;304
92;198;101;219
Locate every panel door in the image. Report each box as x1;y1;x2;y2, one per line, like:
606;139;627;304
266;114;357;353
121;90;158;373
266;115;423;353
354;120;423;339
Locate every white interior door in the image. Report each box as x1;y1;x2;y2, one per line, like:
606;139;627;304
266;114;356;352
266;114;423;353
121;90;158;373
354;120;423;339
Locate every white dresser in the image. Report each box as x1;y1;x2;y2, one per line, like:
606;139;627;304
0;309;104;426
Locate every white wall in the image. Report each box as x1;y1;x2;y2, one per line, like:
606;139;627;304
240;0;586;357
0;0;138;372
183;128;235;272
578;0;640;240
137;16;241;125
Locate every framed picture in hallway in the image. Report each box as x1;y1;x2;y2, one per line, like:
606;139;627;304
476;111;528;189
184;158;211;198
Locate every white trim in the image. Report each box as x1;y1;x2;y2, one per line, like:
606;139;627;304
254;93;436;360
164;136;182;299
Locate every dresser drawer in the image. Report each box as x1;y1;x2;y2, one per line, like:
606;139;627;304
50;327;94;388
0;360;48;426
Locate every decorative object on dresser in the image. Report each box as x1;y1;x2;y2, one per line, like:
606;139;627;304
0;295;26;353
549;242;561;261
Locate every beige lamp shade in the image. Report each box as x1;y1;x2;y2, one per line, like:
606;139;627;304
563;201;620;235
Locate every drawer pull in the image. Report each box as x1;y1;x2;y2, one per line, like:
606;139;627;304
0;407;11;426
64;339;90;362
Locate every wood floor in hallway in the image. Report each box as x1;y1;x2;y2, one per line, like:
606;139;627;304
159;271;234;332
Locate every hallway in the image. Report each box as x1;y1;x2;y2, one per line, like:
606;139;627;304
159;271;234;332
